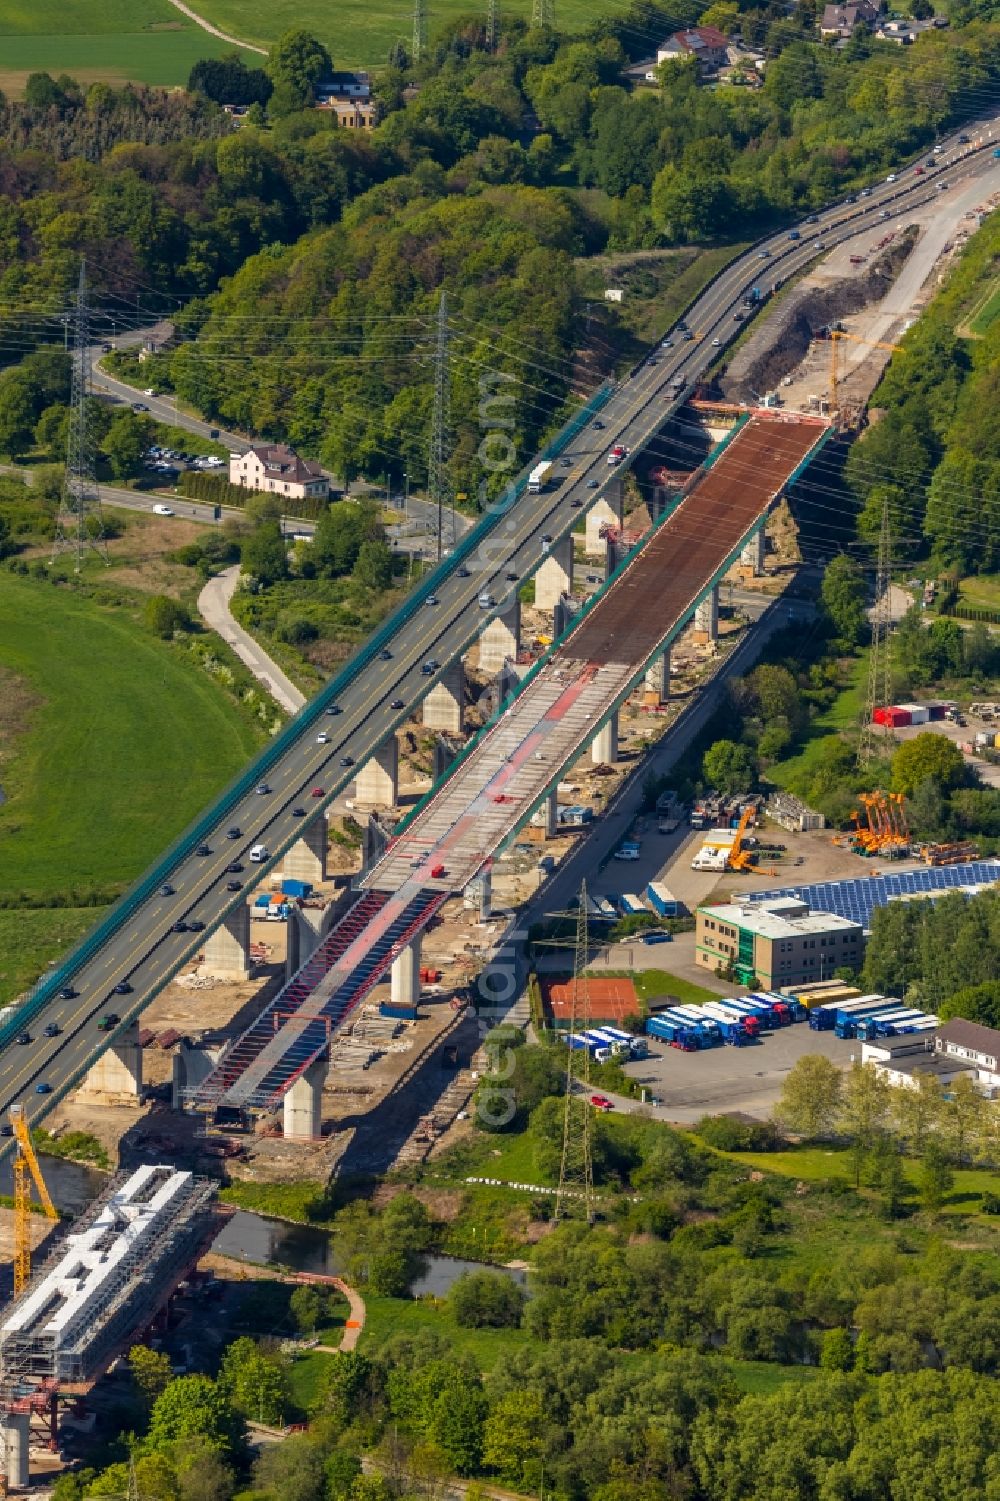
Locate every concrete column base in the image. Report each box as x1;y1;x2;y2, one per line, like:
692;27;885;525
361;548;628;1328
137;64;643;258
693;585;719;643
283;815;328;883
3;1411;29;1490
479;599;521;673
465;868;492;920
740;529;765;575
592;710;619;765
356;735;399;807
283;1056;327;1141
585;480;623;552
423;661;464;734
391;936;422;1007
81;1022;142;1101
644;645;671;705
202;903;251;981
535;536;573;610
171;1041;226;1110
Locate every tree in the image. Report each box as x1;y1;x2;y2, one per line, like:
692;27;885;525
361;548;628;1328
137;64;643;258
774;1054;843;1139
253;1434;326;1501
890;1070;943;1155
144;594;191;638
819;1327;854;1371
839;1062;891;1186
104;411;149;480
129;1345;172;1411
147;1374;243;1453
447;1270;526;1329
873;1135;908;1220
353;538;393;591
34;403;68;459
907;776;945;840
175;1442;236;1501
241;520;289;586
821;554;867;645
891;733;965;797
268;29;332;116
941;1074;987;1165
219;1336;288;1426
0;372;39;459
189;55;272;108
702;739;755;795
482;1390;546;1487
289;1284;321;1336
919;1141;953;1216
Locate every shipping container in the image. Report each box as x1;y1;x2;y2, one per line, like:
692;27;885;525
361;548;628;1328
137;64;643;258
620;893;647;915
810;994;890;1031
873;706;912;727
835;1003;900;1039
281;878;313;898
855;1008;927;1040
646;1015;698;1050
380;1002;419;1021
646;881;680;917
897;703;930;725
642;931;673;945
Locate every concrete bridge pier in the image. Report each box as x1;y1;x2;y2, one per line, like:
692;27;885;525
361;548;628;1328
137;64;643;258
284;815;328;883
479;598;520;672
172;1039;226;1110
81;1022;142;1101
2;1411;30;1490
592;710;619;765
391;935;422;1007
356;735;399;807
466;868;492;920
423;661;465;734
644;644;671;705
285;905;323;982
202;903;251;981
740;529;765;575
585;476;623;552
283;1055;327;1141
535;536;573;610
693;585;719;643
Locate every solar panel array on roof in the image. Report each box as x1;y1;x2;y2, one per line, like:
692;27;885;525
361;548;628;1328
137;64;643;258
745;862;1000;932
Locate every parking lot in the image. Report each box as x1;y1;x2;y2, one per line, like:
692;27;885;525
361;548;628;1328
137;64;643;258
621;1019;856;1124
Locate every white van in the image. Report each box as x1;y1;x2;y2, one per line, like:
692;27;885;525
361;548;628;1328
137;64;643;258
478;591;495;609
249;844;268;863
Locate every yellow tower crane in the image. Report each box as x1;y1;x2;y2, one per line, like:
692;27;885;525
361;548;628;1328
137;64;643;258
828;328;902;408
10;1106;58;1295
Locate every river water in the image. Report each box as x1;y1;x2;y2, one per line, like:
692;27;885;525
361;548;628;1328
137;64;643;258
3;1154;525;1293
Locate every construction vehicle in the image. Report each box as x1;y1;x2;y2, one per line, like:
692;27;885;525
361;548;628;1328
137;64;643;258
727;804;757;871
838;791;910;858
824;328;902;409
10;1105;58;1295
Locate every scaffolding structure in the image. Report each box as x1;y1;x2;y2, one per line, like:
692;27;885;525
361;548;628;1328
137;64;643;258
0;1167;218;1388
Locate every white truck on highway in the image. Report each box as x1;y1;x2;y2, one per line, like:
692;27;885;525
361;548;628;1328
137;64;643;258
528;461;554;493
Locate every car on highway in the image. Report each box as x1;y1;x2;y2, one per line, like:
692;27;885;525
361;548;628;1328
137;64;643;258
426;595;439;606
97;1014;120;1031
340;755;355;767
227;861;242;873
255;783;270;795
805;214;819;223
711;337;721;346
44;1023;61;1037
58;987;77;1000
316;732;329;744
226;827;241;840
661;338;674;348
189;920;205;932
292;806;306;816
35;1084;51;1096
886;172;897;183
197;844;212;856
380;649;392;660
457;567;471;578
541;534;553;550
159;884;174;896
173;921;188;933
591;419;605;430
914;165;924;175
649;358;659;366
505;569;518;581
311;786;324;797
390;698;405;709
326;704;342;715
144;387;158;396
421;661;435;675
16;1033;30;1046
757;249;769;259
787;230;800;240
132;402;149;412
591;1094;614;1112
560;457;572;468
860;187;872;197
153;504;174;517
113;982;132;995
226;879;242;891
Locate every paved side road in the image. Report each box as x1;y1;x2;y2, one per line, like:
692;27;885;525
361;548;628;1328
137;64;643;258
198;565;306;715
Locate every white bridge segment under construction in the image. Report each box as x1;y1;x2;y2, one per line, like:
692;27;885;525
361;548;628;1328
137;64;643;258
194;410;830;1113
0;1166;218;1385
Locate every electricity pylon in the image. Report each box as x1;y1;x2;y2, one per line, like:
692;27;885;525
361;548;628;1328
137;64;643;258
486;0;499;51
413;0;428;60
556;881;594;1223
428;291;454;562
858;491;893;767
51;259;108;571
532;0;555;26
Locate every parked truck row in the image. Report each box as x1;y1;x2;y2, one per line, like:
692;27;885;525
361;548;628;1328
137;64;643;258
646;991;806;1051
809;994;939;1039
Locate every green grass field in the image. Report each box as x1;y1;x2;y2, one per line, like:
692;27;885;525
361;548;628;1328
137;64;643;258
0;907;107;1006
967;278;1000;338
0;0;262;94
0;576;263;901
765;654;867;793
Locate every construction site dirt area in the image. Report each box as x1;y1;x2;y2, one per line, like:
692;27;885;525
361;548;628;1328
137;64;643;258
541;975;640;1024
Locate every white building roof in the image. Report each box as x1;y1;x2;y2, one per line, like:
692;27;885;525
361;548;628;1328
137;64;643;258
701;898;861;940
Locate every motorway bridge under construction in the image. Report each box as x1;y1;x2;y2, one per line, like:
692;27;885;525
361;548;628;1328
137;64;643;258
192;409;829;1112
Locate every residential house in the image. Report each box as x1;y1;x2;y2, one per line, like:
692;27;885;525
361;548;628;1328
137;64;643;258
875;15;948;42
314;71;380;129
229;444;329;502
656;25;731;72
819;1;880;38
861;1035;975;1091
935;1019;1000;1094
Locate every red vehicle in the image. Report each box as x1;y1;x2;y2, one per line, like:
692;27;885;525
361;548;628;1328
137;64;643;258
914;166;924;175
311;786;324;797
590;1094;614;1112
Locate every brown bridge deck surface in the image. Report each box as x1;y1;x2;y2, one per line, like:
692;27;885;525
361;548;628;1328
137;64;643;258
573;412;828;664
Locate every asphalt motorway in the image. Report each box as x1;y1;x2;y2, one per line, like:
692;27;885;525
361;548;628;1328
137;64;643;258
4;117;1000;1132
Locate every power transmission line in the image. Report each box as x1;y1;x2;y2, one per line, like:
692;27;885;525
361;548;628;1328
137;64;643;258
532;0;555;27
556;882;594;1224
51;259;108;573
486;0;499;52
859;490;893;767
